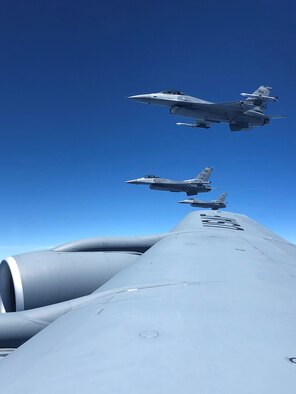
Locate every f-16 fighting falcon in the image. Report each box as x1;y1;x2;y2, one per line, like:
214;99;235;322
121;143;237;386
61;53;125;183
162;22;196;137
179;192;227;210
126;166;213;196
0;210;296;394
129;86;284;132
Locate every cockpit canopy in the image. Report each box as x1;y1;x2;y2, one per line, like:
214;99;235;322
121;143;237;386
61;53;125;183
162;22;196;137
161;90;185;95
144;175;160;179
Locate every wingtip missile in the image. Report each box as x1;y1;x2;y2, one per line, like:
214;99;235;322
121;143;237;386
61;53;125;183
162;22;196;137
176;122;196;127
240;93;278;102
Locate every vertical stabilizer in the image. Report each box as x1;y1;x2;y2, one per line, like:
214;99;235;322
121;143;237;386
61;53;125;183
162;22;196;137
249;86;272;98
218;192;227;203
245;85;272;112
196;167;213;182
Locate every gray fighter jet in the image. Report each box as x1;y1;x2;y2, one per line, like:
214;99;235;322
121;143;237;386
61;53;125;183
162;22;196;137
129;86;283;131
179;192;227;210
126;166;213;196
1;210;296;393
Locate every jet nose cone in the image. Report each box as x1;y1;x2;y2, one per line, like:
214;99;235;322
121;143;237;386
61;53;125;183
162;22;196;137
128;94;152;104
126;179;139;184
178;200;190;204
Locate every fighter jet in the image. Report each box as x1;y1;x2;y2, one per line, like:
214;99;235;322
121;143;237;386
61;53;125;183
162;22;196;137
179;192;227;210
129;86;283;132
126;166;213;196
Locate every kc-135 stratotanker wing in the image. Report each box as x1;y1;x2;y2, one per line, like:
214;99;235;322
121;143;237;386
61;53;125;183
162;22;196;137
126;166;213;196
0;211;296;393
129;86;285;131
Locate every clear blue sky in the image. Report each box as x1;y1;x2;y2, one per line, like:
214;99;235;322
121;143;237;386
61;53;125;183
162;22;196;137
0;0;295;259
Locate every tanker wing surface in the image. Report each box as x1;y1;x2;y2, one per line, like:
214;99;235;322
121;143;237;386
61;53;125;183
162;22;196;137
0;211;296;393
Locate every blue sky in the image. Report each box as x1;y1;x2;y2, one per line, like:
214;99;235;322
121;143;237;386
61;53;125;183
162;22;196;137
0;0;295;259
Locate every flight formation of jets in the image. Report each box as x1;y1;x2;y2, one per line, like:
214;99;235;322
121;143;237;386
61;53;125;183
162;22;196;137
126;166;227;210
1;85;294;394
127;85;284;209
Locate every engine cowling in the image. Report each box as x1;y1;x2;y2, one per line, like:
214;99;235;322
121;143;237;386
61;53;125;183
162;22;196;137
0;250;140;313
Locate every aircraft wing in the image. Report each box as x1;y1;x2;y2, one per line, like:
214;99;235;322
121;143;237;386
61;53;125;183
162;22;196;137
1;211;296;393
179;100;245;112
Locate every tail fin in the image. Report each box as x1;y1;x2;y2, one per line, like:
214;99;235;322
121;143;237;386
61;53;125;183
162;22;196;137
196;166;213;182
218;192;227;203
245;85;273;112
249;86;272;98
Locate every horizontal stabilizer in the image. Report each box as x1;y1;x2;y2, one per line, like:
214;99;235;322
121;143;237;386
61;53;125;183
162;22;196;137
268;115;287;119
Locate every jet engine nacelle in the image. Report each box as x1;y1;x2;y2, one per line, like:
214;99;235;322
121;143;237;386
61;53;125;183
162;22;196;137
0;250;140;313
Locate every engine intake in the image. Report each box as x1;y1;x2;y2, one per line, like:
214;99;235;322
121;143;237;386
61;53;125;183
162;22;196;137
0;250;140;313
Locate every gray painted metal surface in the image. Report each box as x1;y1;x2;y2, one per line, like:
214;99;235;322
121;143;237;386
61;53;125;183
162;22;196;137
54;234;166;252
0;211;295;393
129;86;283;131
0;234;165;314
0;293;97;348
126;166;213;196
0;251;141;313
179;192;227;209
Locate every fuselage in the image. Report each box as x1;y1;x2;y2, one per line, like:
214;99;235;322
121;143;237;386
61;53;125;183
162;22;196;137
190;201;226;210
179;199;226;210
127;177;211;195
149;182;211;194
129;91;269;128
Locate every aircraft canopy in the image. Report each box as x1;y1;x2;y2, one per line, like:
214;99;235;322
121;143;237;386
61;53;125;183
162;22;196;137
161;90;185;95
144;175;159;179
